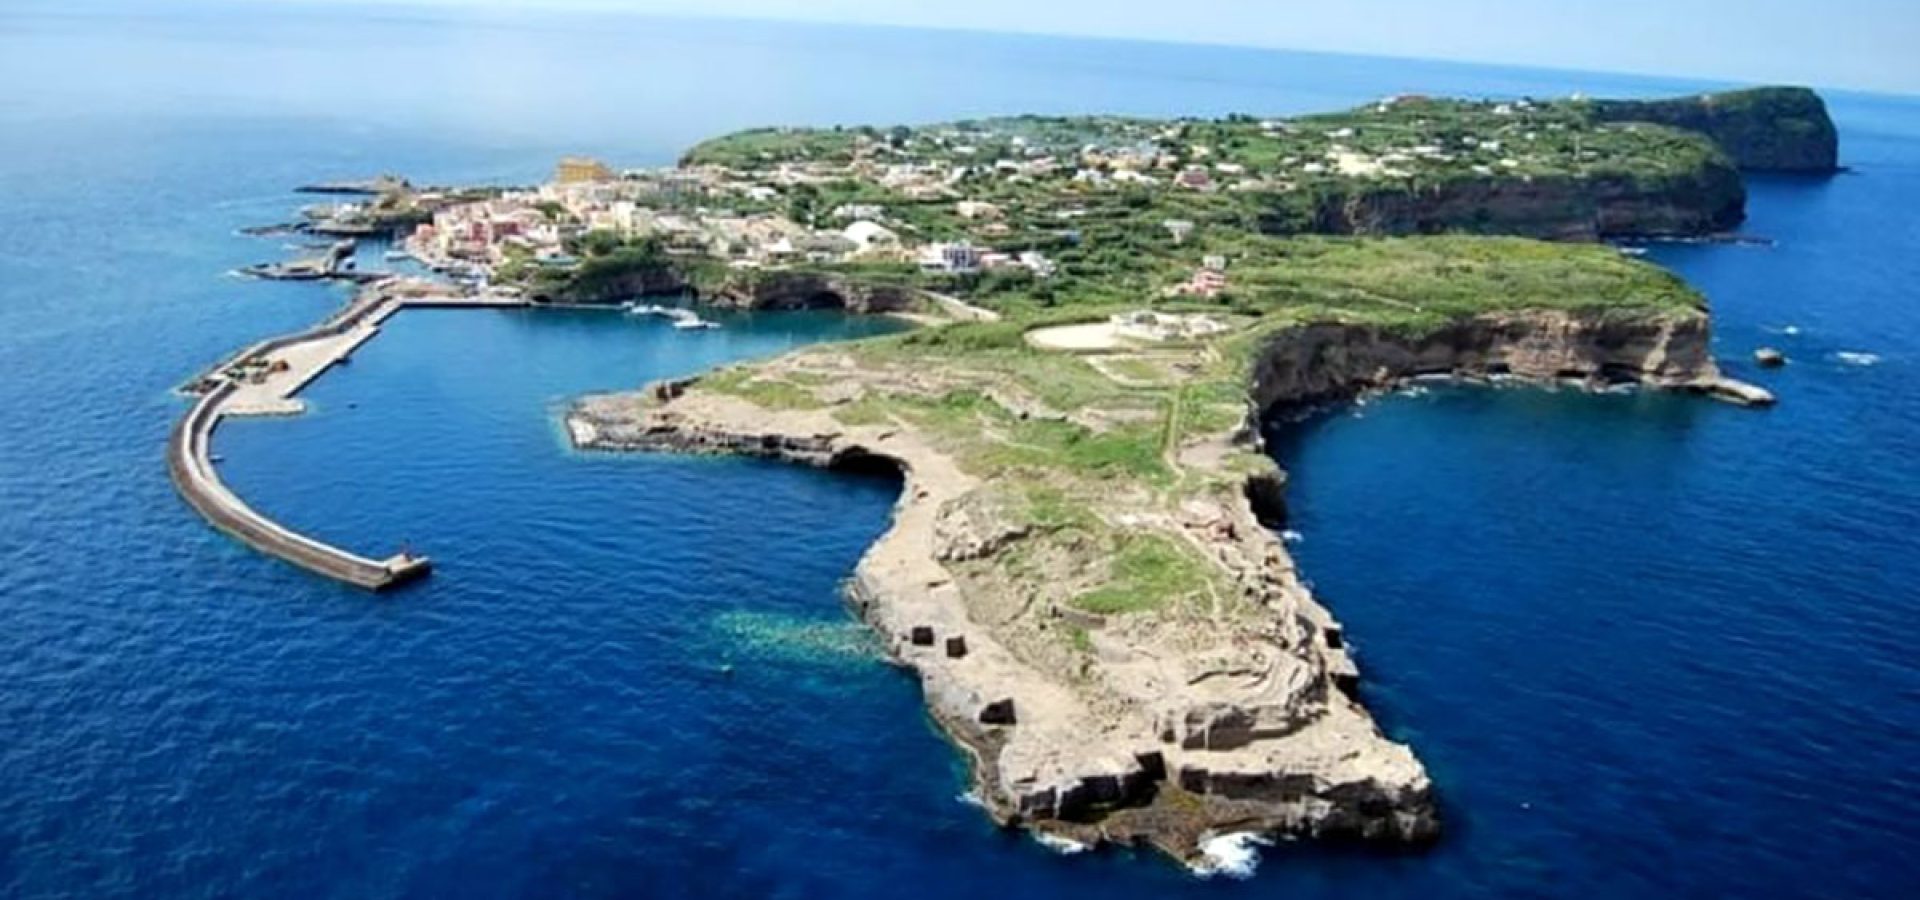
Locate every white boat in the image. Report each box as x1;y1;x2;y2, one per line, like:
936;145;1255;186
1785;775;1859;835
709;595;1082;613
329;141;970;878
671;317;719;330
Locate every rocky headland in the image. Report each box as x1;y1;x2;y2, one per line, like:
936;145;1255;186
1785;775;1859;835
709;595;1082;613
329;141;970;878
564;233;1771;865
1589;86;1841;173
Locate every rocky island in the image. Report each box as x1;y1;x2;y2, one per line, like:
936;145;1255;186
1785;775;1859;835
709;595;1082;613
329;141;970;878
184;86;1831;868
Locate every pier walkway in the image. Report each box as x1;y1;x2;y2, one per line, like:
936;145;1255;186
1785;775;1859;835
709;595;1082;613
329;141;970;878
170;280;528;590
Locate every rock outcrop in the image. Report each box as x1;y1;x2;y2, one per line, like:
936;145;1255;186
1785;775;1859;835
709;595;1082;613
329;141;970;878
1589;87;1840;174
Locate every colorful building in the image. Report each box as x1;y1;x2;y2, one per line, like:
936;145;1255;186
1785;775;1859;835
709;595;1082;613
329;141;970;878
554;156;615;184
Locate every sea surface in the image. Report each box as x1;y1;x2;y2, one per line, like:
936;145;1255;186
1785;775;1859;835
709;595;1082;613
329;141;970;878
2;2;1917;897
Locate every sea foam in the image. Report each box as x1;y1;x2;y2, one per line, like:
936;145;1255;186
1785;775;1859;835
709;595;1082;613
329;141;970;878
1190;832;1272;879
1033;832;1090;855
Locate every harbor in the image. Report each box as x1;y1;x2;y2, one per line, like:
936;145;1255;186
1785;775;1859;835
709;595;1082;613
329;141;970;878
170;278;528;590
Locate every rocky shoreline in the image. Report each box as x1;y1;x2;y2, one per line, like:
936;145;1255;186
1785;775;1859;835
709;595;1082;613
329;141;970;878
1246;310;1774;414
568;389;1439;862
562;307;1768;866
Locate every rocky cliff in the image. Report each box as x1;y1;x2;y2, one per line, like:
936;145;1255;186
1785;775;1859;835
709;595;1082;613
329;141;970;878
1310;166;1746;239
1588;87;1840;173
706;270;918;314
1247;308;1738;413
527;262;689;305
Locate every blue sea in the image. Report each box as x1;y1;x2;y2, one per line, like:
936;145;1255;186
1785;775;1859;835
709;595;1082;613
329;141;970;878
2;2;1917;897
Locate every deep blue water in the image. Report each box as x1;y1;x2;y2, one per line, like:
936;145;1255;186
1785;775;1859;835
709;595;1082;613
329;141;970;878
2;3;1917;897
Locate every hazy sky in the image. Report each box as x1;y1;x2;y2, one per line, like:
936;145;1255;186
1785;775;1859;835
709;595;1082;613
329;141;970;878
310;0;1918;94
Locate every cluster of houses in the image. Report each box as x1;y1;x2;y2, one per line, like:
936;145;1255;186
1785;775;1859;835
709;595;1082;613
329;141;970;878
408;154;1063;282
1165;255;1232;300
411;199;567;268
407;97;1570;296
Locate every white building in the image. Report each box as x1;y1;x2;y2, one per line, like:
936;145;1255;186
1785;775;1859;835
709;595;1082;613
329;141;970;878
920;241;981;273
956;200;1003;220
831;203;886;221
1018;251;1057;278
842;220;899;252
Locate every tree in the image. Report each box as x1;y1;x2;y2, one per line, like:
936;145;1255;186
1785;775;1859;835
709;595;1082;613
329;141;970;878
577;229;623;258
786;184;822;226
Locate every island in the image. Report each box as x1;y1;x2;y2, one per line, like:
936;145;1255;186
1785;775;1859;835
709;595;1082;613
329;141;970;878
176;86;1831;868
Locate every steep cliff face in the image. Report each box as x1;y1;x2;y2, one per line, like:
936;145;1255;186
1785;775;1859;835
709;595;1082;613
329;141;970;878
707;271;917;314
1312;166;1746;239
1589;87;1840;173
1248;309;1722;414
528;264;689;305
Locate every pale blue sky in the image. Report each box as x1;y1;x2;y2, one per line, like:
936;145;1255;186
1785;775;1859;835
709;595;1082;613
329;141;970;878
294;0;1918;94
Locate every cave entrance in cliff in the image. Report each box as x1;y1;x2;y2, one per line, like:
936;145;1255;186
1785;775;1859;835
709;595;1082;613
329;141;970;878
826;447;904;484
800;290;848;310
1598;363;1643;385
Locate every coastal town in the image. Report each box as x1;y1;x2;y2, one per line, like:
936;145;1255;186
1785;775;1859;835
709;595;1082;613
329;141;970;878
244;89;1813;315
400;152;1069;292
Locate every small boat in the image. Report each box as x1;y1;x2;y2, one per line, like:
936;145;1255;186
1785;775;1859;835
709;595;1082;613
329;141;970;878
671;317;719;330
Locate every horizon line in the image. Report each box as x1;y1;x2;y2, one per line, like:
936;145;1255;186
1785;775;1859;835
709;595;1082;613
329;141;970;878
264;0;1920;99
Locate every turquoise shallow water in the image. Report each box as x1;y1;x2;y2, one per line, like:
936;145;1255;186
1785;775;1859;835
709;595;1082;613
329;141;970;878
2;3;1918;897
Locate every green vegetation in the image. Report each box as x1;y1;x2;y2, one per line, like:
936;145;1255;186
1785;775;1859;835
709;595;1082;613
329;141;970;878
528;90;1785;319
700;367;827;411
1072;533;1214;615
689;100;1730;185
1587;86;1839;172
678;126;868;168
516;234;711;303
664;232;1703;632
578;95;1768;628
673;95;1741;322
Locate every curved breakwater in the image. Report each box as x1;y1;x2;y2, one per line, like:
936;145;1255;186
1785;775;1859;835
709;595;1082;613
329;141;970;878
168;281;527;590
